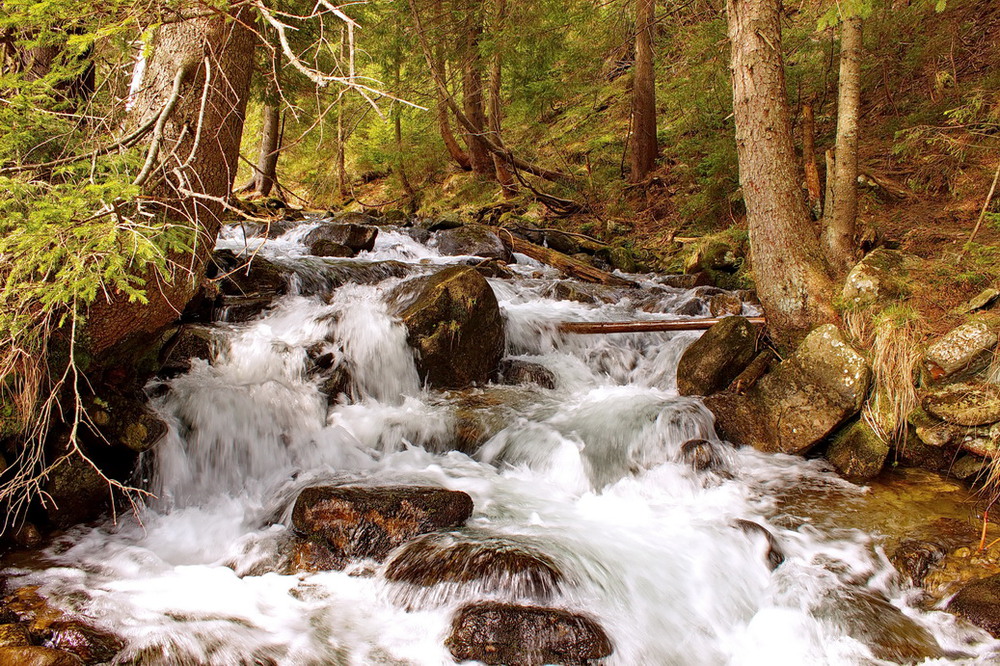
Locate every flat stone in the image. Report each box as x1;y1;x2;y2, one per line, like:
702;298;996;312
309;239;353;257
446;602;613;666
955;288;1000;314
292;486;474;561
923;318;997;381
923;383;1000;426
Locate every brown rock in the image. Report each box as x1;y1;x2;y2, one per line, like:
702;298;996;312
0;647;82;666
446;602;613;666
0;624;30;647
435;225;513;263
922;383;1000;427
709;292;743;317
292;486;474;561
948;573;1000;637
303;222;378;254
288;538;348;573
676;316;759;396
497;360;556;390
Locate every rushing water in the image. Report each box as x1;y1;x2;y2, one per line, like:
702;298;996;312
8;219;1000;665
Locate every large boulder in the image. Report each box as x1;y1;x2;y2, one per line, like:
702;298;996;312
825;420;890;480
922;383;1000;427
922;318;997;382
841;249;919;307
303;222;378;254
705;325;871;454
434;225;512;263
291;485;474;561
385;532;564;600
676;316;759;396
209;249;288;297
446;602;613;666
947;573;1000;637
389;266;505;389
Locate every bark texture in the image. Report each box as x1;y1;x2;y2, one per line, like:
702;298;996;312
726;0;836;348
802;100;822;218
84;8;255;358
488;0;517;195
630;0;657;182
461;11;493;178
824;16;863;277
246;103;281;197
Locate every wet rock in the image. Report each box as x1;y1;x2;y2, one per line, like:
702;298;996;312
841;249;919;307
332;211;379;226
705;325;871;455
159;324;215;376
468;259;515;280
497;360;556;390
42;621;123;664
379;209;409;225
950;455;990;480
684;240;740;274
404;226;431;244
446;602;613;666
656;274;702;289
309;239;353;257
434;225;512;263
826;420;889;480
708;292;742;317
923;318;997;382
674;298;706;317
262;219;298;239
292;485;474;561
43;437;111;528
892;539;950;587
303;222;378;255
443;387;536;454
733;520;784;570
947;573;1000;636
543;230;580;255
923;383;1000;427
0;624;30;647
595;246;637;273
288;537;348;573
680;439;727;473
676;316;759;397
428;214;464;232
213;294;277;322
316;366;352;405
389;266;505;389
549;281;601;305
209;249;289;297
729;350;777;394
894;431;954;473
85;391;168;454
0;647;83;666
385;532;564;599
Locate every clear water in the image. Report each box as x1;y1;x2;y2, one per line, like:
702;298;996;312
10;220;1000;665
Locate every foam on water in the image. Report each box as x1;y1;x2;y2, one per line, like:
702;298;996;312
9;220;1000;665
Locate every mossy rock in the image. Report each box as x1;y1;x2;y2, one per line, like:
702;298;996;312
922;382;1000;426
842;249;920;308
826;420;889;480
434;225;512;263
677;316;759;397
923;317;998;382
684;240;741;274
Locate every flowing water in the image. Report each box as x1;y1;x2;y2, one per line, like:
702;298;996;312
8;219;1000;665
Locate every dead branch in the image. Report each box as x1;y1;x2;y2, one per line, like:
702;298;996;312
488;227;635;287
558;317;766;334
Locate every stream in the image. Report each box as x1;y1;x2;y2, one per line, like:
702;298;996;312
7;217;1000;665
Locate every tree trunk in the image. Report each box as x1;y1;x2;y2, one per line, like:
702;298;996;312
460;5;494;178
245;103;281;197
630;0;657;182
337;93;348;199
801;99;822;218
84;7;255;358
434;0;471;171
726;0;836;348
488;0;517;196
823;16;863;277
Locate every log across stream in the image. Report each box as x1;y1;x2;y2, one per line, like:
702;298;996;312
2;217;997;665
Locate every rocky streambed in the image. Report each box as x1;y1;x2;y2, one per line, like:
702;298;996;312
3;213;1000;665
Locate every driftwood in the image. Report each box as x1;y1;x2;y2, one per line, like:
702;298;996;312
558;317;766;334
488;227;635;287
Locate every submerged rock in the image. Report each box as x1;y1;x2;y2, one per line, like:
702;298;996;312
288;537;348;573
292;486;474;561
923;318;997;382
826;420;890;480
679;439;728;474
497;359;557;389
446;602;613;666
389;266;505;389
706;325;870;455
733;520;784;570
922;383;1000;427
303;222;378;254
385;532;564;600
676;316;759;397
0;624;30;647
434;224;512;263
0;647;83;666
158;324;215;376
948;574;1000;636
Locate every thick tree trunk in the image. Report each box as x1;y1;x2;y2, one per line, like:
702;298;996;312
84;7;255;358
461;12;493;178
488;0;516;196
630;0;657;182
245;103;281;197
801;99;822;218
823;16;863;277
726;0;836;348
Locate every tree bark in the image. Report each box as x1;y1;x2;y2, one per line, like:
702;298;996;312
801;99;822;218
823;16;863;277
460;7;494;178
630;0;657;182
726;0;836;348
84;7;256;358
488;0;517;196
245;103;281;197
433;0;471;171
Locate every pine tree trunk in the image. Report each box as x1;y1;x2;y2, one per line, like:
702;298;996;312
247;103;281;197
337;94;348;199
84;7;255;358
488;0;516;196
434;0;471;171
824;16;863;277
460;7;494;178
630;0;657;182
802;100;822;218
726;0;836;348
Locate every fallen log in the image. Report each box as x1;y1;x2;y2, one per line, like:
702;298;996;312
488;227;636;287
558;317;766;334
